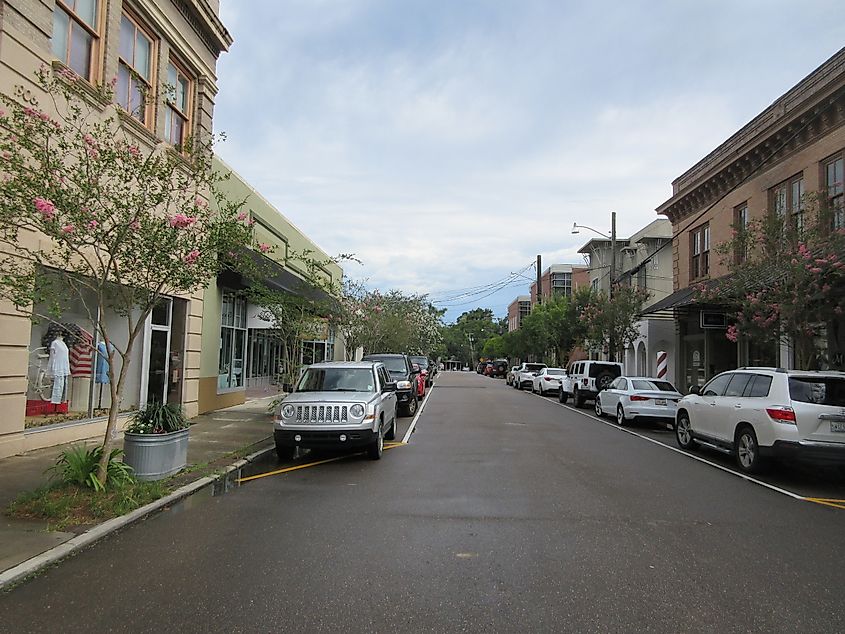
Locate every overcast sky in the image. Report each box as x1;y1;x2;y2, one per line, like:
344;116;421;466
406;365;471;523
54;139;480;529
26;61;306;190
214;1;844;322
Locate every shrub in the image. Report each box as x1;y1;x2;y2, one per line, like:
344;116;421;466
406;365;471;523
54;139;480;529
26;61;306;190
47;445;134;491
126;402;189;435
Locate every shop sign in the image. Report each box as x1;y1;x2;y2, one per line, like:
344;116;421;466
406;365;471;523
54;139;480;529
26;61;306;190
700;311;727;329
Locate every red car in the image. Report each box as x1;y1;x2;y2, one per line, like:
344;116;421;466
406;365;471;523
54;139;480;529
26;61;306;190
412;363;426;397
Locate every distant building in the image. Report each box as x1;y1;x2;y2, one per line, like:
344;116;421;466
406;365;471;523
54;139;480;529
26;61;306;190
507;296;531;332
529;264;590;307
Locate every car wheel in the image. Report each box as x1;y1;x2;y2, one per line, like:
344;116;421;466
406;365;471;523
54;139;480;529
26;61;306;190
367;424;384;460
675;411;697;450
385;415;396;440
616;404;627;427
403;395;418;417
735;426;763;474
558;388;569;404
275;442;295;461
574;387;585;408
594;397;603;417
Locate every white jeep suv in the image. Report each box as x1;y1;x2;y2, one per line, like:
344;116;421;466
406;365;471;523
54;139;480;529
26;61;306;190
675;367;845;473
559;360;623;408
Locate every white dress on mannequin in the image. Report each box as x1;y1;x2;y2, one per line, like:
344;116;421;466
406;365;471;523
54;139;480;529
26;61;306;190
48;335;71;404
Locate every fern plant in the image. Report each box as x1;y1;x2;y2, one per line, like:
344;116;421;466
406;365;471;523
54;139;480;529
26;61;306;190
47;445;134;491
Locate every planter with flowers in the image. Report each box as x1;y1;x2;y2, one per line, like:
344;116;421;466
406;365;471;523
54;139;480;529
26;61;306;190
122;403;190;480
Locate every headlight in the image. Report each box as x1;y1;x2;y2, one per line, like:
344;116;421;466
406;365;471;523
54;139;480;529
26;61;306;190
396;380;412;390
281;404;295;419
350;404;365;418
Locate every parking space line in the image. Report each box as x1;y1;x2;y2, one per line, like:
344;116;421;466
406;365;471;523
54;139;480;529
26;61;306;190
236;443;406;484
402;384;435;444
521;390;817;504
805;497;845;510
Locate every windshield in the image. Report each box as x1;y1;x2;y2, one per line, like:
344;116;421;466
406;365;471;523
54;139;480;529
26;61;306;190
410;356;429;368
365;356;408;373
632;379;676;392
546;369;565;376
296;368;375;393
789;377;845;406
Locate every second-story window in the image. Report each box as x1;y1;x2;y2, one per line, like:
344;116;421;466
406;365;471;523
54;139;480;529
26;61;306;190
824;153;844;229
117;13;154;125
691;224;710;279
52;0;100;80
770;174;804;231
164;60;192;147
734;202;749;264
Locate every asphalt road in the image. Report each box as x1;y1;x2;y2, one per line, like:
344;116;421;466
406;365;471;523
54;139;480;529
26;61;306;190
3;371;845;633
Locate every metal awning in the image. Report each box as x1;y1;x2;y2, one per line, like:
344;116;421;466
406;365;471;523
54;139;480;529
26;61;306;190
217;248;333;304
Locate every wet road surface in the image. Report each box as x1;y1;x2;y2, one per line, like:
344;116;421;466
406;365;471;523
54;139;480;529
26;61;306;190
3;371;845;632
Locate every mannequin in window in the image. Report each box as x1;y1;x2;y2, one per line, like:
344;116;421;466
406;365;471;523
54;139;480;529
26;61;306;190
48;334;71;404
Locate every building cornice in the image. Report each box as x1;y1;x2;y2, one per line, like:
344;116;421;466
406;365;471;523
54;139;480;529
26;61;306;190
169;0;233;56
657;47;845;224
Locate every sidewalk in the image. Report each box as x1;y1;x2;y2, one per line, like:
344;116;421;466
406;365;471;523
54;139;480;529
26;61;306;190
0;395;278;576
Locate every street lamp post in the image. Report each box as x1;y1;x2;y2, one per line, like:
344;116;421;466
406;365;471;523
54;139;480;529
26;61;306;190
572;211;618;361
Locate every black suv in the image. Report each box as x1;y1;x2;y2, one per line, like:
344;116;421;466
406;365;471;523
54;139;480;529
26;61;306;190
362;353;420;416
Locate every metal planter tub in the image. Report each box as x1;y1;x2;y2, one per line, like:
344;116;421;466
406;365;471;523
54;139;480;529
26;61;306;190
123;429;189;481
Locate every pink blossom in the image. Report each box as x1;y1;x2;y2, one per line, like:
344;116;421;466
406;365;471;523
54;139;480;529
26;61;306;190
726;325;739;343
127;145;141;157
83;134;97;147
87;220;98;229
810;267;823;274
0;108;5;117
247;219;256;226
237;211;248;221
61;224;75;234
129;219;140;231
258;243;271;253
169;213;197;229
184;249;200;265
822;284;832;293
815;259;828;265
34;197;56;219
194;196;207;208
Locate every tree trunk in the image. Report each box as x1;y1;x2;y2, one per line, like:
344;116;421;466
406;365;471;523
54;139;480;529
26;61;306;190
95;343;133;484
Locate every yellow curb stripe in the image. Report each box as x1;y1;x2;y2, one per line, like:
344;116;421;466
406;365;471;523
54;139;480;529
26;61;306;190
236;442;408;483
805;497;845;510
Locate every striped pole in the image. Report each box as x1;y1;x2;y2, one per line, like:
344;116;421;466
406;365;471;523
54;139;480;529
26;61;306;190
656;351;668;379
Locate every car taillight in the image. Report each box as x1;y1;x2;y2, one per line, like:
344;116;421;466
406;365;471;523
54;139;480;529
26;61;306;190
630;395;650;401
766;406;796;424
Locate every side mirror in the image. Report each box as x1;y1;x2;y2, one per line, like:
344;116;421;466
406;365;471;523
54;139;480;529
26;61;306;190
383;382;397;392
689;385;701;395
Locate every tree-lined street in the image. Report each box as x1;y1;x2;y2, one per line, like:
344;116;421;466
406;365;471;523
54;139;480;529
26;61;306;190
4;370;845;632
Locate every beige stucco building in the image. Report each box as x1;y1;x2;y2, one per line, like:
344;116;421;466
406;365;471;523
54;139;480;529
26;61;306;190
0;0;232;458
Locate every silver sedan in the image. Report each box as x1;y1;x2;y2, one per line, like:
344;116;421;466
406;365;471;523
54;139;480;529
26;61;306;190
595;376;683;426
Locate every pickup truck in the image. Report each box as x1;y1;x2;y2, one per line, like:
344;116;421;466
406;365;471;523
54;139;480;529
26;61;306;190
513;362;548;390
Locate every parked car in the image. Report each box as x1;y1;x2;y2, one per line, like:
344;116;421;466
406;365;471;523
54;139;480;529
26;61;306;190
675;368;845;473
476;362;486;374
506;366;520;386
532;368;566;395
273;361;397;461
514;362;548;390
595;376;683;426
559;360;623;407
484;361;495;376
489;359;509;378
410;355;434;387
362;353;420;416
411;363;426;398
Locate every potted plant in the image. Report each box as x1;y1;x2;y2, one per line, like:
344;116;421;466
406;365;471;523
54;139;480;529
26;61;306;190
122;403;190;481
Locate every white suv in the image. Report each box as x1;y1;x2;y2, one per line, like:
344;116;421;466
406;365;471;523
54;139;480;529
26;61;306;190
559;360;623;407
675;367;845;473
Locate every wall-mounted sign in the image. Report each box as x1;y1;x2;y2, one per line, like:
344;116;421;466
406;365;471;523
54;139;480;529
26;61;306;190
700;311;727;329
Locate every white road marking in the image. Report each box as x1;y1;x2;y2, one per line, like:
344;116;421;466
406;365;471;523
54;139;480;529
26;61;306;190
523;390;808;501
402;384;435;444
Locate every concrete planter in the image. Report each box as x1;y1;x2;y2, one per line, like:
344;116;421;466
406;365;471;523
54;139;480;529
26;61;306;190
123;428;189;481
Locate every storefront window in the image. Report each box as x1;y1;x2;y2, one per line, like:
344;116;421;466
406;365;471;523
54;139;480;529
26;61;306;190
218;291;247;390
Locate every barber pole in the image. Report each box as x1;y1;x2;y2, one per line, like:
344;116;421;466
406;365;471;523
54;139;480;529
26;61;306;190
656;351;668;379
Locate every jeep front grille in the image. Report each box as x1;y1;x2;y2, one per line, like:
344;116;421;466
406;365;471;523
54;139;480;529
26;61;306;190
295;405;348;423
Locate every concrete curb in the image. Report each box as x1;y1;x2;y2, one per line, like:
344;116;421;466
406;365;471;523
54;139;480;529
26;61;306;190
0;440;275;591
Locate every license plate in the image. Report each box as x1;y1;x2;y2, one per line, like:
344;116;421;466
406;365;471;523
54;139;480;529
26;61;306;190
655;399;667;406
832;421;845;432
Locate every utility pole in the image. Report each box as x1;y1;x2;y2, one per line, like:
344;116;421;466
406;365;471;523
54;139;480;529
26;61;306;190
609;211;617;361
536;254;542;305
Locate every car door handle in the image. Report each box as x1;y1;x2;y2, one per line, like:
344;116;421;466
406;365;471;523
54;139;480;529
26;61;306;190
734;404;742;409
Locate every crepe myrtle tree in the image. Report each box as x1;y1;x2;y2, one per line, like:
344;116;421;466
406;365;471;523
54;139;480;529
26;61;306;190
0;67;258;486
696;194;845;369
581;286;650;362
